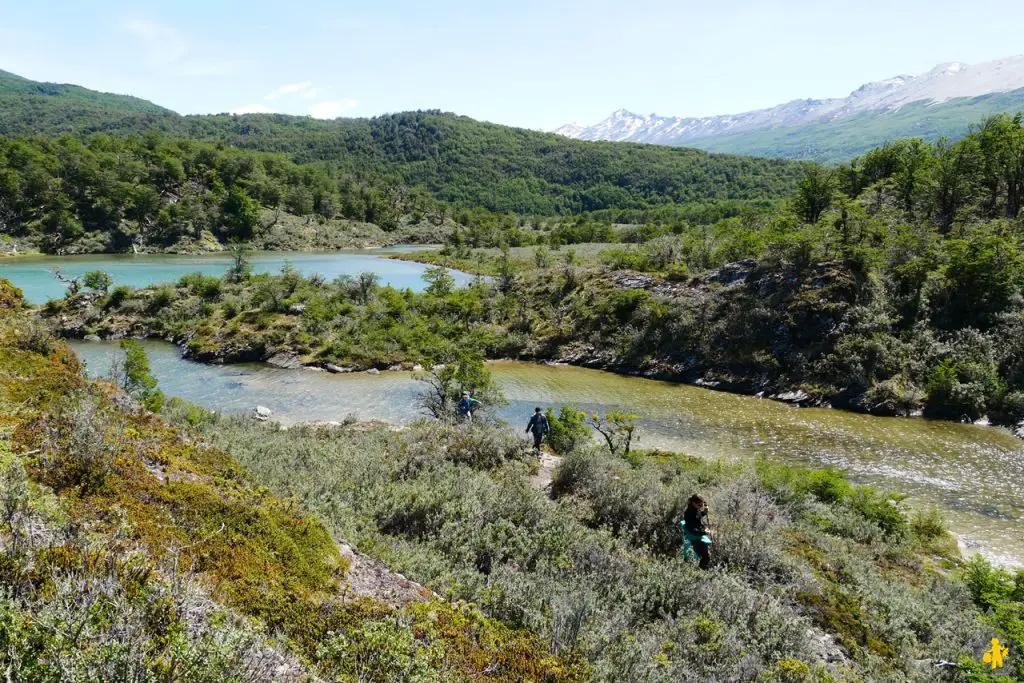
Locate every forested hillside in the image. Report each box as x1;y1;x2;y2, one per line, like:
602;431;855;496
0;70;807;253
0;134;409;253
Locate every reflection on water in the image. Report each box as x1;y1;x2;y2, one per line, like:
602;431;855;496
3;247;469;303
71;341;1024;567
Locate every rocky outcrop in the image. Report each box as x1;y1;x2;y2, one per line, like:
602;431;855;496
337;541;434;608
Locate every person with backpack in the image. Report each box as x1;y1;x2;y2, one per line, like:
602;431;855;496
682;494;713;570
458;391;481;422
525;407;550;453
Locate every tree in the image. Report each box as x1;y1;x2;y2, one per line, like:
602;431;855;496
977;113;1024;219
423;266;455;297
587;411;639;456
82;270;113;295
114;340;164;412
226;241;252;283
416;351;505;421
356;272;380;305
932;137;980;232
221;186;260;240
793;167;835;224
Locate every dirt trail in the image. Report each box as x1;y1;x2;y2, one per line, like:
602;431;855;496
530;451;562;492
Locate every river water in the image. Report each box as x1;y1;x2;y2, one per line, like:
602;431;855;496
70;340;1024;567
1;248;470;304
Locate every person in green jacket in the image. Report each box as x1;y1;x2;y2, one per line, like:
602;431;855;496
682;494;713;569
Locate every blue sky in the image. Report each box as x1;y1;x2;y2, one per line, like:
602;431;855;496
2;0;1023;130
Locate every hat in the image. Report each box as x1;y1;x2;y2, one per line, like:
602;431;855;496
462;391;470;396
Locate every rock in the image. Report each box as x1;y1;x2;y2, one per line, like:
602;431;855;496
337;541;434;608
387;364;404;372
288;303;307;315
412;364;424;372
83;334;101;342
365;368;380;375
266;352;304;369
253;405;273;421
324;363;354;374
773;389;810;405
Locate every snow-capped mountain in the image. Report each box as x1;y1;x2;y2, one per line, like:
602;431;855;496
555;56;1024;148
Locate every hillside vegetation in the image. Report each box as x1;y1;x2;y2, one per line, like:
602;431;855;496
0;279;583;681
14;271;1024;679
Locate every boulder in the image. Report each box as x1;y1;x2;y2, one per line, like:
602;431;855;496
365;368;380;375
83;334;101;342
324;363;354;374
266;352;304;369
253;405;273;421
773;389;810;405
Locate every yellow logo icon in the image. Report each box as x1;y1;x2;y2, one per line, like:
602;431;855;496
983;637;1008;669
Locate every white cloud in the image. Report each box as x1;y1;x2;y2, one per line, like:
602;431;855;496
265;81;314;100
309;99;358;119
231;103;276;115
265;81;330;100
119;17;242;77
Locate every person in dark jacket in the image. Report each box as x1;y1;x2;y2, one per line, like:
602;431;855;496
525;407;550;453
682;494;713;569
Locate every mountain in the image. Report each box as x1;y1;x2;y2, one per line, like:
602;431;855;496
0;69;173;114
555;56;1024;162
0;69;179;137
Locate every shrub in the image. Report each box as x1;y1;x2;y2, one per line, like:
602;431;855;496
179;272;223;300
924;359;999;421
910;507;947;542
39;393;123;492
105;284;133;309
149;286;175;312
12;317;52;355
864;377;924;416
82;270;113;295
546;406;591;454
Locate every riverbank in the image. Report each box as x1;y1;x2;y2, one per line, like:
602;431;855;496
69;337;1024;570
36;254;1024;437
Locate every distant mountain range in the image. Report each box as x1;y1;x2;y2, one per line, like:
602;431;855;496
555;56;1024;162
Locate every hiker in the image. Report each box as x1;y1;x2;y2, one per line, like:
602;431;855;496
682;494;713;570
525;407;549;453
457;391;481;422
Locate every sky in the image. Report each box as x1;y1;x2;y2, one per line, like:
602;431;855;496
1;0;1023;130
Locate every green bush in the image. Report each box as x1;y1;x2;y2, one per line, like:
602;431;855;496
178;272;223;300
105;284;133;309
925;359;999;421
545;406;591;454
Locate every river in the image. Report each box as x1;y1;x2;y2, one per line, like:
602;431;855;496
1;248;471;304
70;339;1024;568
